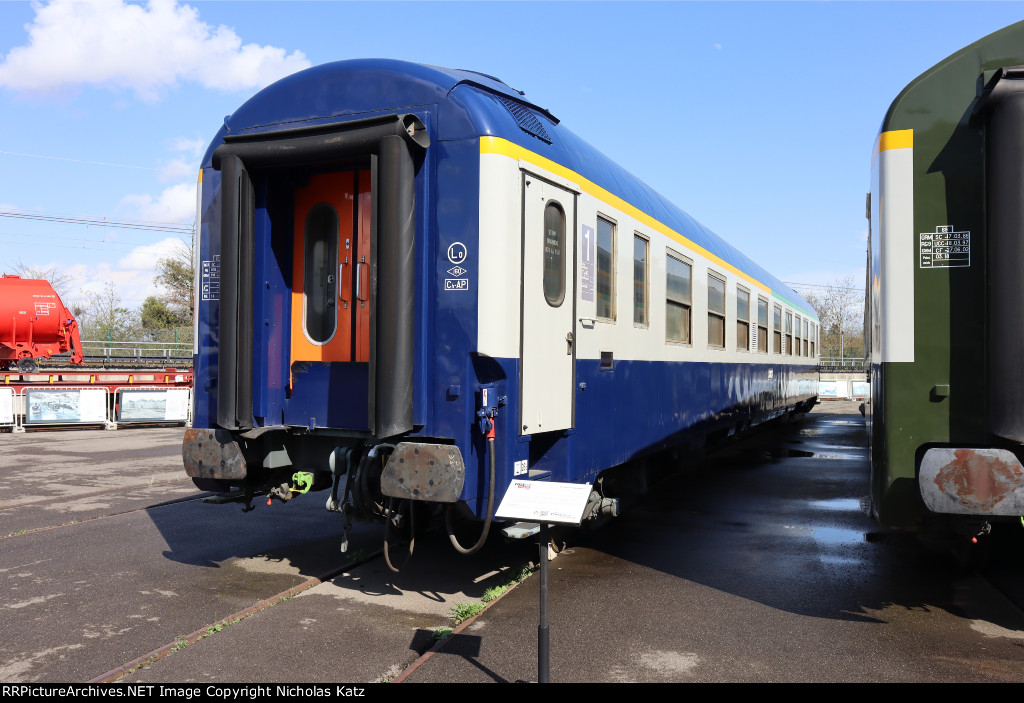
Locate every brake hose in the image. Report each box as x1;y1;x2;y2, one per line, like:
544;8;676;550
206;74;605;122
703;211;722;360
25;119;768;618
384;497;415;573
446;423;496;555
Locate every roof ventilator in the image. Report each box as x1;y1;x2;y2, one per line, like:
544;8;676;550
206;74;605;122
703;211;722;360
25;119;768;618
496;95;552;144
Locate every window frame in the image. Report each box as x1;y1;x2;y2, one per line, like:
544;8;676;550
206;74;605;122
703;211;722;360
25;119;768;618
633;233;649;327
665;249;693;345
706;271;726;349
773;304;782;354
595;215;617;321
542;200;567;308
736;285;750;352
303;202;340;346
757;296;769;353
785;310;794;356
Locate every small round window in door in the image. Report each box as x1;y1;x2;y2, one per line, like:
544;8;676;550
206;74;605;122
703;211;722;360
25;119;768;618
543;201;565;306
304;203;339;344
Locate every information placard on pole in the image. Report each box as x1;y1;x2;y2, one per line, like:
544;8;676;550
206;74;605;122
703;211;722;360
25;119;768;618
496;480;591;683
494;479;592;524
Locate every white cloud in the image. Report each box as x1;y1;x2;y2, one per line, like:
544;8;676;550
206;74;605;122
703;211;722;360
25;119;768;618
157;136;208;182
120;182;196;223
157;158;197;184
118;237;183;271
169;136;207;159
0;0;311;101
67;236;184;309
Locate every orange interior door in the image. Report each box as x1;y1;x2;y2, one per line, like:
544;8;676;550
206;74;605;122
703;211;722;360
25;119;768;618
355;170;372;362
291;172;355;365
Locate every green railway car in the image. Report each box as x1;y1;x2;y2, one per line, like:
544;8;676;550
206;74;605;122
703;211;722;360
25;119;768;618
867;21;1024;546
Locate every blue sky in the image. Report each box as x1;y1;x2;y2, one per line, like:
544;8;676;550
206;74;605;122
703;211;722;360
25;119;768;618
2;0;1023;312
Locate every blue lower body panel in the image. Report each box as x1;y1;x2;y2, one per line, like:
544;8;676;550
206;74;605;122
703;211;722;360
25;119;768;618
458;358;817;518
285;362;369;430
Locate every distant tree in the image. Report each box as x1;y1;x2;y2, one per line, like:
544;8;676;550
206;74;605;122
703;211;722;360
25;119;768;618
10;260;74;299
80;281;139;342
800;275;865;362
155;237;194;326
141;296;183;330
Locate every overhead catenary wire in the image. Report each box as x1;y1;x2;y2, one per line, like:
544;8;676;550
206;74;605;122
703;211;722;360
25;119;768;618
0;149;163;171
0;230;187;254
784;281;863;293
0;209;193;234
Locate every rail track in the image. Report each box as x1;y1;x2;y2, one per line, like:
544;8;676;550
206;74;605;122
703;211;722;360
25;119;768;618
0;478;202;540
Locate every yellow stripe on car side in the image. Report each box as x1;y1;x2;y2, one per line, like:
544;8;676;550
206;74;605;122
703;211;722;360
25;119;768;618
879;129;913;152
872;129;913;167
480;136;774;297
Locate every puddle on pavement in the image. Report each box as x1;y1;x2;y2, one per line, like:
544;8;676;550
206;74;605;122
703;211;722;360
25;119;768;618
810;498;863;512
761;448;815;459
817;553;862;565
809;526;865;545
810;526;870;565
812;452;866;460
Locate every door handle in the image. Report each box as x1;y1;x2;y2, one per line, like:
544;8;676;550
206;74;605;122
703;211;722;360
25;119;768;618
356;259;368;302
566;331;574;355
339;257;351;307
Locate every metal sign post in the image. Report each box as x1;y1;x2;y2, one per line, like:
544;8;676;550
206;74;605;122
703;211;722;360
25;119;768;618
495;479;592;683
538;521;551;682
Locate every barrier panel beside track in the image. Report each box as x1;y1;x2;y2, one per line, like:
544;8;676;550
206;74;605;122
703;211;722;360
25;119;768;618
0;387;15;429
818;379;870;401
115;386;191;425
1;371;193;432
23;387;111;429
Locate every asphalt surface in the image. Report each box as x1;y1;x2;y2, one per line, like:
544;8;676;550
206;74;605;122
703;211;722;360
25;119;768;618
399;402;1024;683
3;402;1024;683
0;427;198;536
0;424;540;684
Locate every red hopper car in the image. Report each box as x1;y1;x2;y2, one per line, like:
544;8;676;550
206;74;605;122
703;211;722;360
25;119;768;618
0;275;83;372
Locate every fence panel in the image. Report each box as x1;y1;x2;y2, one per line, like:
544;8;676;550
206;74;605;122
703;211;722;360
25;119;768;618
0;387;15;428
817;380;850;400
23;387;110;427
115;387;191;425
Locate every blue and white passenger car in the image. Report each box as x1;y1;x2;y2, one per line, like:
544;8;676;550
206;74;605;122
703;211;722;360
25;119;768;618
183;60;818;553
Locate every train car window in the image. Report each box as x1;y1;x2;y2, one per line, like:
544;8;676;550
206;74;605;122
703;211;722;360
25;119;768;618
773;304;782;354
736;286;750;352
597;216;616;320
794;314;802;356
303;203;340;345
803;319;809;356
543;202;566;307
665;252;692;343
633;234;648;326
708;273;726;349
810;322;816;357
757;297;768;353
785;311;793;356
